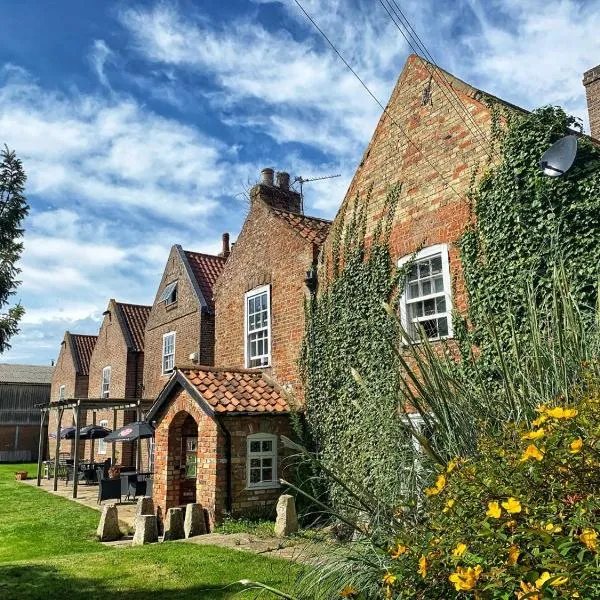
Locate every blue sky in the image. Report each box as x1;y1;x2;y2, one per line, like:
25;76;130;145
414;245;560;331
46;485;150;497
1;0;599;365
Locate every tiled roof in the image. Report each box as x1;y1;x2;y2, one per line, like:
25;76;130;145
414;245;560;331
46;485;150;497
270;209;332;246
181;367;289;414
70;334;97;376
0;363;54;384
183;251;226;311
116;302;151;352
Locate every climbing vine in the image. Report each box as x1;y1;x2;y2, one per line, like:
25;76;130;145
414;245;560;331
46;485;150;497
300;184;420;511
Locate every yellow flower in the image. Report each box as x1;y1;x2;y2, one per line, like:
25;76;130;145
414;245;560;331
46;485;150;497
443;498;455;513
452;543;467;558
516;581;540;600
543;522;562;533
570;438;583;454
580;529;598;551
546;407;578;419
382;572;397;586
446;459;458;473
536;571;568;588
418;555;427;578
390;543;408;559
501;497;522;514
520;444;544;462
507;544;520;566
424;474;446;496
522;428;545;440
448;565;482;592
486;501;502;519
534;404;548;413
339;585;358;598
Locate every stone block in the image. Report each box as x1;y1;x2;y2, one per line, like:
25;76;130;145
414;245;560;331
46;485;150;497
96;504;122;542
274;494;298;538
163;507;185;541
184;503;207;538
132;514;158;546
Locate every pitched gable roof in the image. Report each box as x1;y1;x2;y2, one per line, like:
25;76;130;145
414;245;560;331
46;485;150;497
115;302;151;352
0;363;54;384
182;251;226;312
69;333;97;376
270;209;332;246
147;366;289;421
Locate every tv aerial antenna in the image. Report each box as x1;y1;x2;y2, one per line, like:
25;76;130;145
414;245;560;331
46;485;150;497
293;173;341;213
539;135;578;177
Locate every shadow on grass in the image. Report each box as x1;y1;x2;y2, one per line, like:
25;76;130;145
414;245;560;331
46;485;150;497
0;563;273;600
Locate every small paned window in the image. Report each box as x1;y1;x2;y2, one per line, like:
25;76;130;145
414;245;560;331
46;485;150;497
246;433;278;489
162;332;176;374
184;437;198;479
58;385;65;401
245;286;271;368
399;245;453;341
101;367;111;399
98;419;109;455
160;281;178;306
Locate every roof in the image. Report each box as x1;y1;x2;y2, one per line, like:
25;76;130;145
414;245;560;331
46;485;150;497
148;366;289;420
183;251;227;311
270;209;332;246
116;302;151;352
69;334;97;376
0;363;54;384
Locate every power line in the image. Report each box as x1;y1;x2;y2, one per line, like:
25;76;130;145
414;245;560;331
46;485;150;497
380;0;497;155
292;0;468;203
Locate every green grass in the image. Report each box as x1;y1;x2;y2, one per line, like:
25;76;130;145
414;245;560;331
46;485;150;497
0;464;298;599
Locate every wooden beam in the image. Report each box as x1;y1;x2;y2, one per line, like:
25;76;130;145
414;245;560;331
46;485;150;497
36;409;47;486
72;403;81;498
136;404;142;471
90;411;96;460
53;408;64;491
112;409;117;464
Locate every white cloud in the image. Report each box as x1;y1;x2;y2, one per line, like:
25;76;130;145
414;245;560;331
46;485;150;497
89;39;115;89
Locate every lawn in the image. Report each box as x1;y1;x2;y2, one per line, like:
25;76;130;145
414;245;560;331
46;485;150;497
0;464;298;599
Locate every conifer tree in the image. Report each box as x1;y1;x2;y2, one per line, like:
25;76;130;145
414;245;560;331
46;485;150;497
0;145;28;352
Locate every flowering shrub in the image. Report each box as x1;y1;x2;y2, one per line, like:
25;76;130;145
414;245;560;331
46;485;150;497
367;388;600;599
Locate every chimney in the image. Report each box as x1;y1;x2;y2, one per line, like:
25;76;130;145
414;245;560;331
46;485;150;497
219;232;230;258
251;167;301;213
583;64;600;140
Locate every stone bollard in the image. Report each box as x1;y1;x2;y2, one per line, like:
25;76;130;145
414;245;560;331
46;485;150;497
274;494;298;537
132;514;158;546
96;504;122;542
184;503;207;538
163;507;185;541
134;496;155;530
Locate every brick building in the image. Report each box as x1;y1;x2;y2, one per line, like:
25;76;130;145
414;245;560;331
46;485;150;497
148;168;330;521
85;300;151;464
584;64;600;140
143;245;226;401
49;332;96;458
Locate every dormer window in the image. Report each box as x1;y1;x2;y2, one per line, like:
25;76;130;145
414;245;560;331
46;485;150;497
160;281;178;306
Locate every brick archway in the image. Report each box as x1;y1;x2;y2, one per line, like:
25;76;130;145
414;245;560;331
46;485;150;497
164;410;198;507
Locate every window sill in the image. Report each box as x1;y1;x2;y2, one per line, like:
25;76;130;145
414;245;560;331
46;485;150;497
245;482;280;491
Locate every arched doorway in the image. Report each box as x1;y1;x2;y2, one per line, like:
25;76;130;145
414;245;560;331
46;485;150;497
167;411;199;506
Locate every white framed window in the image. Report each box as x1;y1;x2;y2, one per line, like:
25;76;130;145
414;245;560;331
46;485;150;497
398;244;453;341
245;285;271;368
101;367;111;398
162;331;176;374
246;433;278;489
58;385;65;401
98;419;109;455
160;281;178;306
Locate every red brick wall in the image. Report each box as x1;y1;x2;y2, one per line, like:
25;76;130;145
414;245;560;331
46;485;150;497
152;386;293;526
213;198;313;397
144;247;203;400
584;65;600;140
322;54;503;318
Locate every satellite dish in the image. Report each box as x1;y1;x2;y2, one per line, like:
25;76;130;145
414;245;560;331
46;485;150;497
540;135;578;177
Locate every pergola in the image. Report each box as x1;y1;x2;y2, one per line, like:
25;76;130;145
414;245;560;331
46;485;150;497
36;398;154;498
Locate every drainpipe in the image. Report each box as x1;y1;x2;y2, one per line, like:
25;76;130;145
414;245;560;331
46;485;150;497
216;418;233;514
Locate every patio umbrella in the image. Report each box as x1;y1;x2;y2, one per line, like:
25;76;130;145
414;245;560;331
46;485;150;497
79;425;112;440
104;421;154;443
49;427;76;439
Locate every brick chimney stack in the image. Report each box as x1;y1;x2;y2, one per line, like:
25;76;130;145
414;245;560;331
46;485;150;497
583;64;600;140
251;167;301;214
219;232;230;259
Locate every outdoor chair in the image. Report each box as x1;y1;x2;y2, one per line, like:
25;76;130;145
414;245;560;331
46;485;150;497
97;476;122;504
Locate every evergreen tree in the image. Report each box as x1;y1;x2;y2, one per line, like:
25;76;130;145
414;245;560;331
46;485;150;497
0;145;28;352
